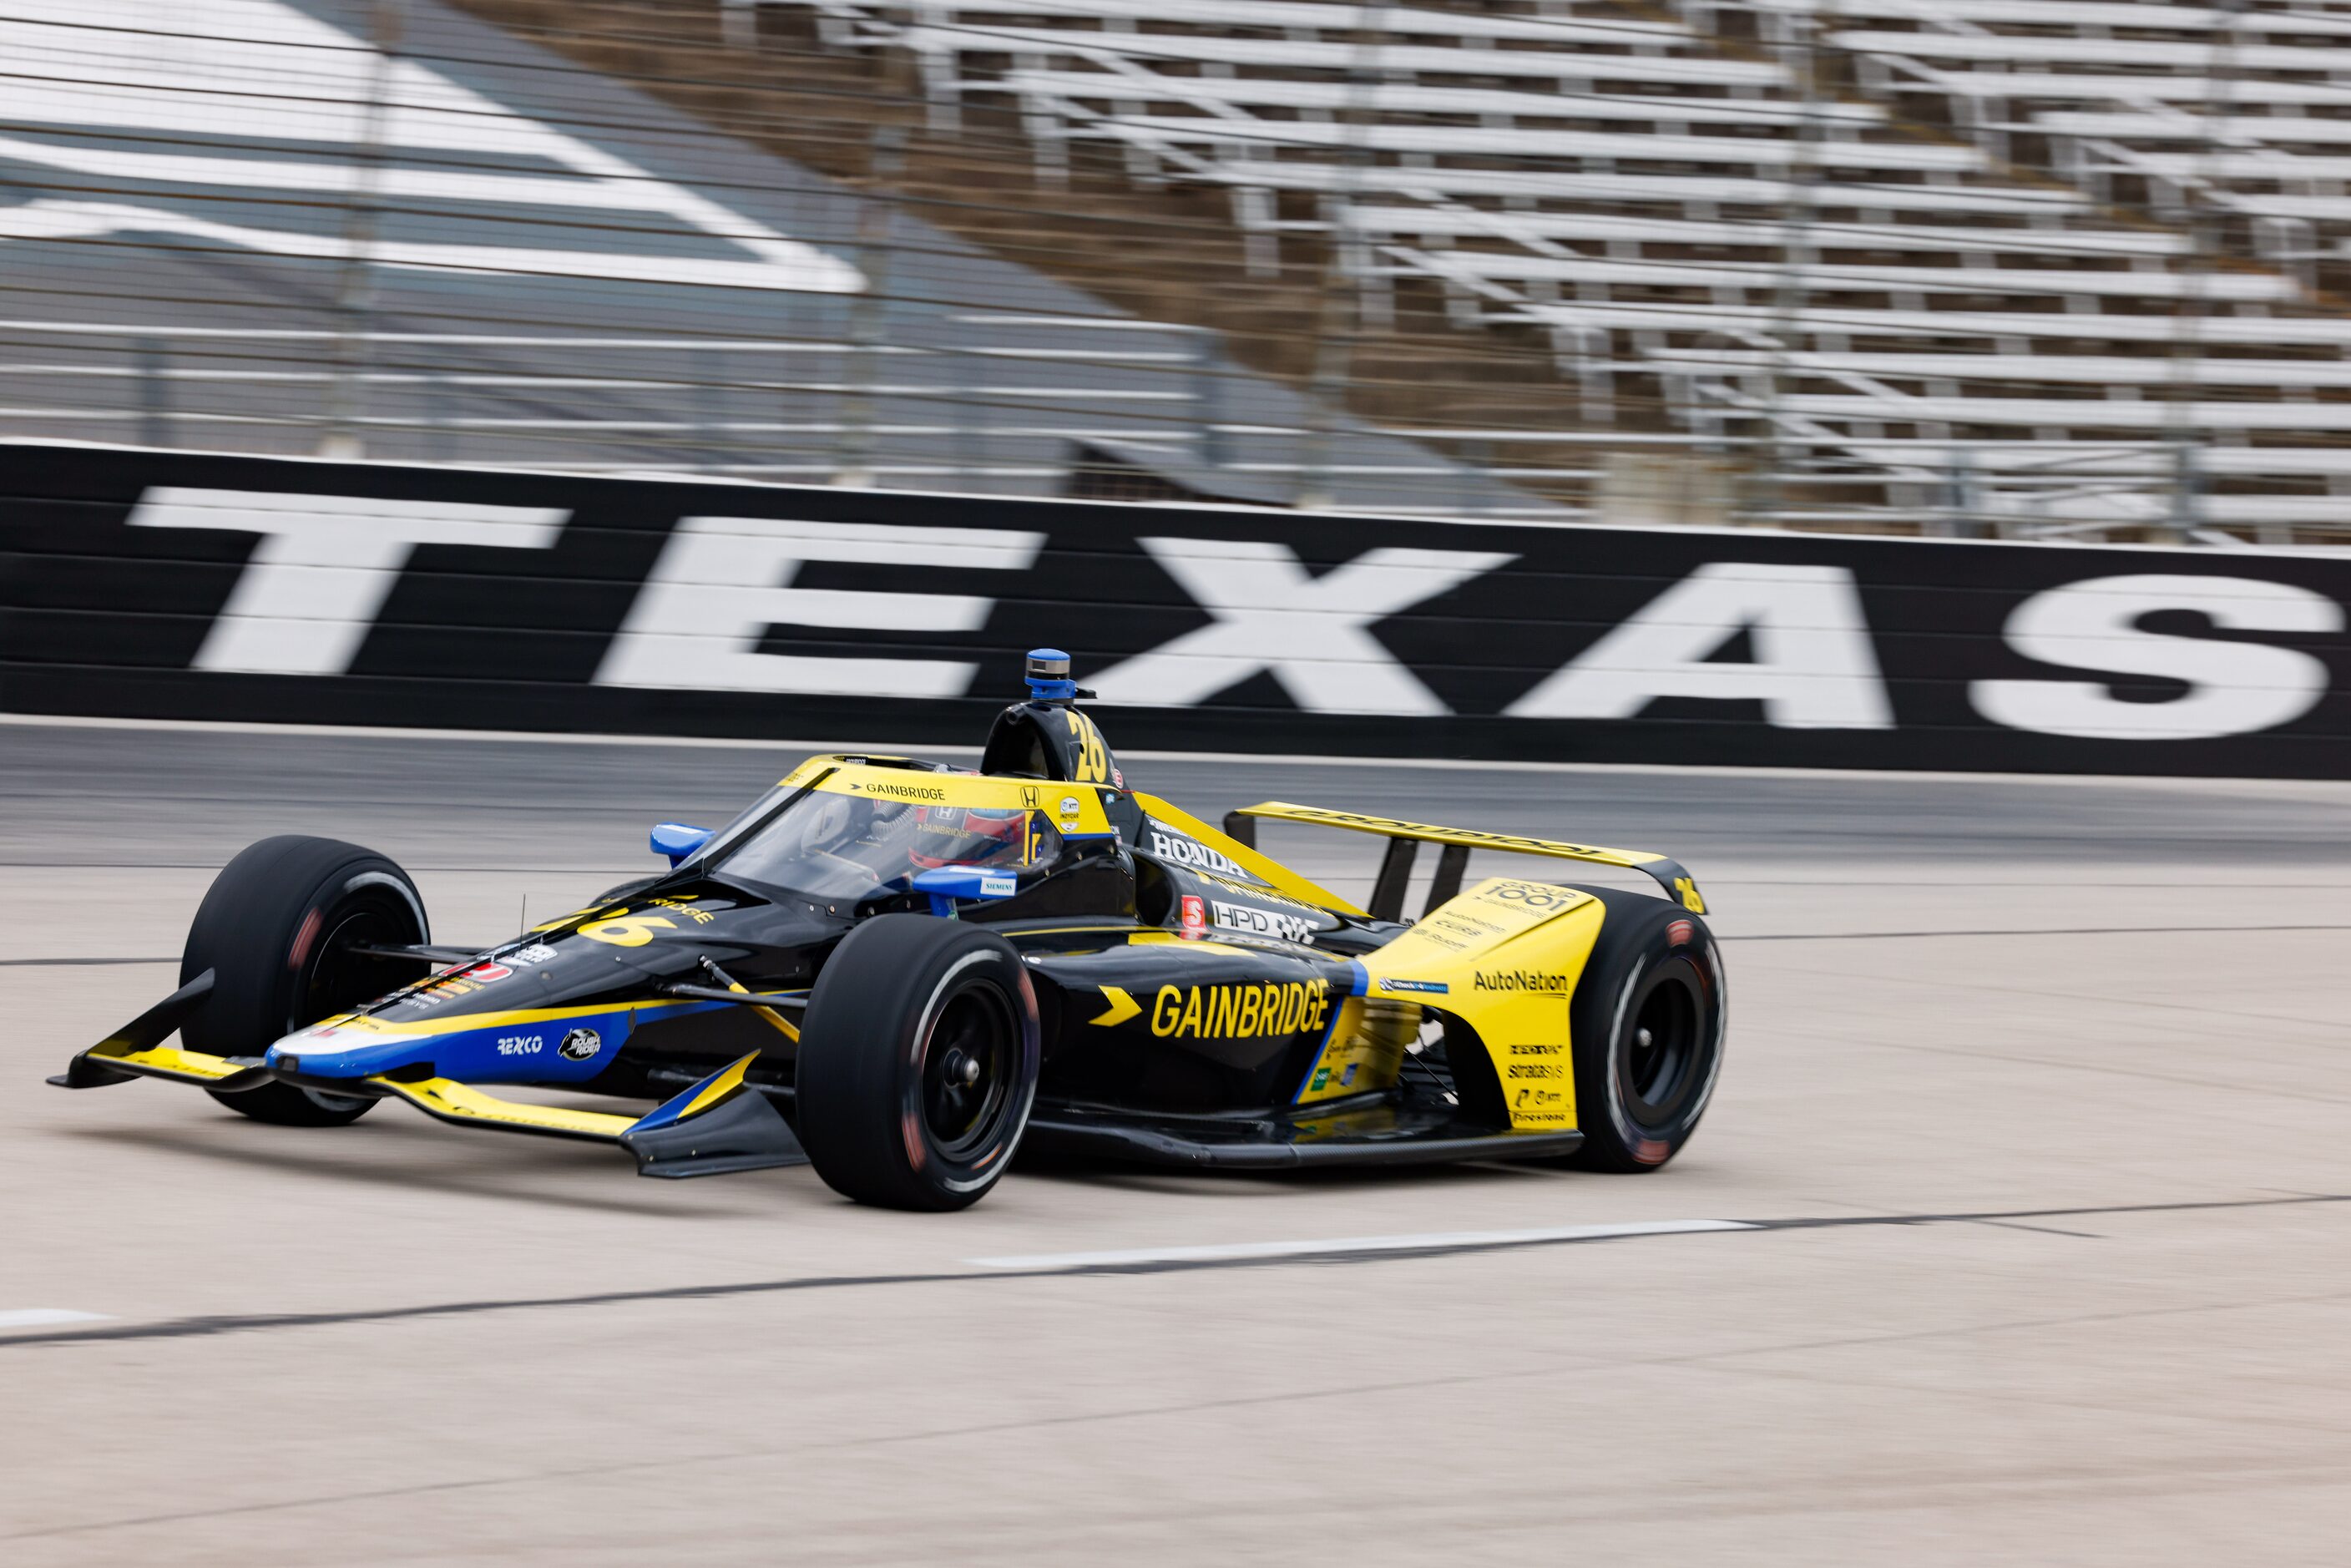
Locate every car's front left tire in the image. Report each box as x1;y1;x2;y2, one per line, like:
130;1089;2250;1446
181;835;429;1127
793;914;1041;1211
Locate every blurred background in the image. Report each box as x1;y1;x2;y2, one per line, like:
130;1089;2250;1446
13;0;2351;540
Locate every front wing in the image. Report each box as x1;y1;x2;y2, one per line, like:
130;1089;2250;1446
50;971;806;1179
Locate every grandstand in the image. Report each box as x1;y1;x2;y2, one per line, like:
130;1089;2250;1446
534;0;2351;542
14;0;2351;538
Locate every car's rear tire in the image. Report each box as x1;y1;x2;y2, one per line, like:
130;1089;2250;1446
794;914;1040;1211
181;836;429;1128
1565;888;1727;1172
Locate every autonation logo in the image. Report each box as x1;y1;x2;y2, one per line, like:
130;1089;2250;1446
0;0;864;296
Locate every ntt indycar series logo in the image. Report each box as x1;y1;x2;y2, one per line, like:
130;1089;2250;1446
1474;969;1575;994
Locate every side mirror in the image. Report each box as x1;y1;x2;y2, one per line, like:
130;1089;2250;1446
910;863;1019;918
651;822;714;867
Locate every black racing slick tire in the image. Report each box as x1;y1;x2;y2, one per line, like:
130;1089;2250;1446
181;836;430;1128
1565;888;1727;1173
794;914;1041;1211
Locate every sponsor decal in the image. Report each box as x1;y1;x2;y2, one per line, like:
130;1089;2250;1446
1147;830;1251;879
495;1034;544;1056
578;913;677;948
506;943;559;966
979;873;1017;898
1059;794;1082;824
1340;1062;1358;1088
1195;872;1321;915
1474;970;1575;994
1509;1043;1564;1056
400;975;477;1008
1064;710;1113;785
1514;1086;1565;1113
862;781;948;802
1150;979;1332;1040
645;894;718;926
1179;894;1207;938
1310;1065;1331;1090
1474;881;1588;915
1021;786;1041;808
559;1028;603;1061
1378;978;1449;994
1210;899;1318;943
1666;918;1696;948
465;963;513;983
1505;1062;1563;1080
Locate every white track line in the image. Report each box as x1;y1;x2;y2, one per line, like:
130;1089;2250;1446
0;1309;112;1330
968;1218;1757;1270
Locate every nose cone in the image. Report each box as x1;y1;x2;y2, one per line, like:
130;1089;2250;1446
266;1015;440;1080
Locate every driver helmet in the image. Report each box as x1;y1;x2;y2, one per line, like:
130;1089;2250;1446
908;805;1028;870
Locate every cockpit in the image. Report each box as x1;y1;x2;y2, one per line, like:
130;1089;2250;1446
710;792;1062;901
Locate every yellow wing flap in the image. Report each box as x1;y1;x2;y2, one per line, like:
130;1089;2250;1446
1235;802;1706;915
374;1077;640;1141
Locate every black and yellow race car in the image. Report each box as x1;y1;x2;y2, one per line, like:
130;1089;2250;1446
52;651;1727;1211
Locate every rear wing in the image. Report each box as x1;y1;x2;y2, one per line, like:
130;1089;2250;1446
1225;802;1706;922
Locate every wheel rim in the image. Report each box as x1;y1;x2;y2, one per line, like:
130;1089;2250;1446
296;903;415;1028
1621;960;1708;1129
291;898;416;1111
920;982;1018;1161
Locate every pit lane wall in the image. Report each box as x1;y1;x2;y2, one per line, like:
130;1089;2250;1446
4;443;2349;778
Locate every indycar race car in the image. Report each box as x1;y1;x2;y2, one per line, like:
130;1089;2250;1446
52;650;1726;1211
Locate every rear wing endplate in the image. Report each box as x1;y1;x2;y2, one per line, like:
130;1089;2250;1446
1225;802;1707;922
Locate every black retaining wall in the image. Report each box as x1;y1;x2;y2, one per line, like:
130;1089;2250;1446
4;443;2348;777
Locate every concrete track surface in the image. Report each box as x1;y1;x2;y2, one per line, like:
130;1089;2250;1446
3;721;2348;1565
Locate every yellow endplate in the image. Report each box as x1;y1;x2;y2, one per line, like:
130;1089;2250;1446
1236;802;1669;870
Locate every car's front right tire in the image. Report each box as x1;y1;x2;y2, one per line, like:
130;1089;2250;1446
794;914;1040;1211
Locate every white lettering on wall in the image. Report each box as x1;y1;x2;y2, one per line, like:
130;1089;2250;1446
1969;574;2342;740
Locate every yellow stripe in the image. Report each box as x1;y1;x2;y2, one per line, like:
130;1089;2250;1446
374;1077;638;1140
1235;802;1671;870
88;1042;246;1083
1127;792;1368;917
718;979;800;1044
1123;931;1252;954
336;997;700;1038
679;1053;760;1120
